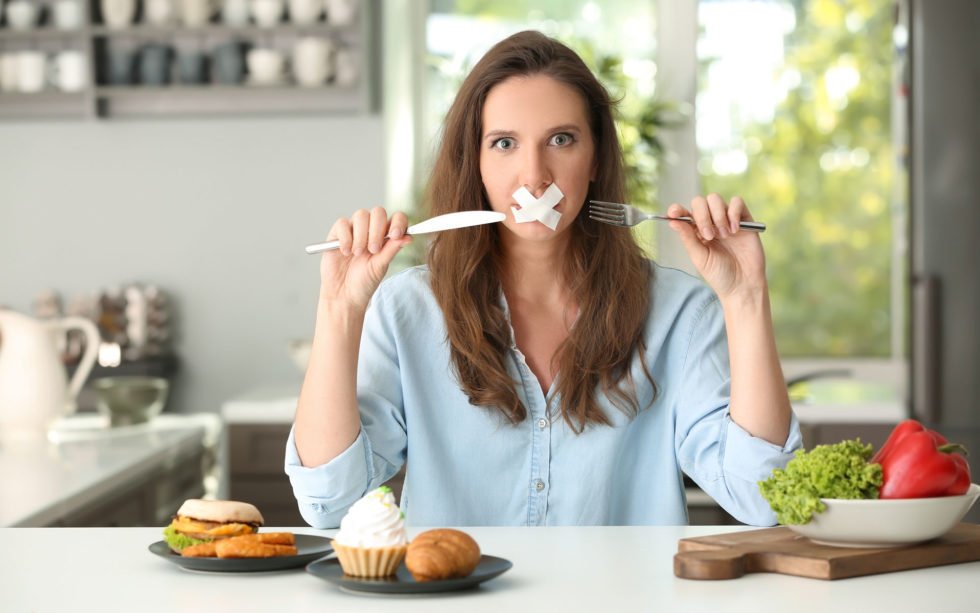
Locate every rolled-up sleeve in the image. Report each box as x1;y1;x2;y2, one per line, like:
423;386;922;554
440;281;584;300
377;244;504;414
284;427;373;528
673;292;803;526
284;283;408;529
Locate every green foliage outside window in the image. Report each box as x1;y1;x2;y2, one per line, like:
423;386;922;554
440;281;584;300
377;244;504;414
699;0;897;357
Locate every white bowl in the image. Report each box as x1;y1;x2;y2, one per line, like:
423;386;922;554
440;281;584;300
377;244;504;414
787;483;980;547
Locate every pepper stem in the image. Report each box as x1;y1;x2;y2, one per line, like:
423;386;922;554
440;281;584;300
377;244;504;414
938;443;969;457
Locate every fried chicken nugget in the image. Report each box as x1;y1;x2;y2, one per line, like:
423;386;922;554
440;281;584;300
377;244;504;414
181;542;218;557
228;532;296;546
215;539;297;558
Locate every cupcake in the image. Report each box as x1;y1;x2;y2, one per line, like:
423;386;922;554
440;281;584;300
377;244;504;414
331;486;408;577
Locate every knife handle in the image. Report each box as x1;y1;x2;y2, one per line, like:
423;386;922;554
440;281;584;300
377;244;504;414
305;230;410;255
305;240;341;254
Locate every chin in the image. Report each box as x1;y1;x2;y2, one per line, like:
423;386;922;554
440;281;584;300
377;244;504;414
503;221;569;240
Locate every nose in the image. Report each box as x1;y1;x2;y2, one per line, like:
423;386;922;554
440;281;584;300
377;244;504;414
519;146;552;197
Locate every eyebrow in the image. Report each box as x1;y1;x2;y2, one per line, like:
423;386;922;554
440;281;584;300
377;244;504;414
483;124;584;141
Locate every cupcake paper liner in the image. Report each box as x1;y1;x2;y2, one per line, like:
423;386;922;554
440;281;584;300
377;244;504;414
332;542;408;578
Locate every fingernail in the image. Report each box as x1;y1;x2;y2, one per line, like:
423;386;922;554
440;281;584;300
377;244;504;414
369;242;380;254
731;221;739;233
390;228;402;239
718;227;729;238
353;247;364;256
702;229;713;240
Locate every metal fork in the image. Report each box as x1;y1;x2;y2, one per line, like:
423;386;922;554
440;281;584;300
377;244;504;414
588;200;766;233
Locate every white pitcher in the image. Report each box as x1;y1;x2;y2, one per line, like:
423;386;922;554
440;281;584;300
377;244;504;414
0;310;100;439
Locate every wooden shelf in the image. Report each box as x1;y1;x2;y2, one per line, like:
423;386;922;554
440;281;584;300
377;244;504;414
0;27;89;41
0;0;377;120
0;91;92;119
89;23;354;38
95;83;364;116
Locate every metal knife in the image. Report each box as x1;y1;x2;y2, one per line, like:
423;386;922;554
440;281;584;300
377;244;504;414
305;211;507;254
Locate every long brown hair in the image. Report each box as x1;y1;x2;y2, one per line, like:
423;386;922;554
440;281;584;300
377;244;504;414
425;31;653;434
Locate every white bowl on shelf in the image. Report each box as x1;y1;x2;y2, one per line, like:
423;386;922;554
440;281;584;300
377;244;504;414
787;483;980;548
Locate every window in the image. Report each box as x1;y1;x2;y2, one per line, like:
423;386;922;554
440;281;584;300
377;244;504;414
391;0;906;387
697;0;904;361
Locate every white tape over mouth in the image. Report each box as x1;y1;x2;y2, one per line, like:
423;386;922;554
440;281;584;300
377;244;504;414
511;183;564;230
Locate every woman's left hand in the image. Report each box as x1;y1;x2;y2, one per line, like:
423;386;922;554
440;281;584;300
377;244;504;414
667;194;766;300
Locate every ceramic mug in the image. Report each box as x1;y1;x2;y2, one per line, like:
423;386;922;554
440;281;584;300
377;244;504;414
334;47;357;86
250;0;283;27
102;0;137;28
16;51;47;93
5;0;39;30
291;36;332;87
107;46;137;85
0;53;20;92
288;0;321;24
53;0;85;30
145;0;177;25
324;0;356;26
246;47;284;85
221;0;249;25
139;44;172;85
177;51;208;84
178;0;218;27
211;41;244;84
49;50;88;92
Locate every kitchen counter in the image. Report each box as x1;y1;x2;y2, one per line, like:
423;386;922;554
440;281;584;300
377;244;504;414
221;386;300;423
2;525;976;611
0;414;220;527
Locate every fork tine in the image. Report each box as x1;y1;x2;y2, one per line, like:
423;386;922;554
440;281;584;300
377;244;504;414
588;205;625;218
588;200;626;214
588;214;626;226
588;211;622;221
589;207;626;219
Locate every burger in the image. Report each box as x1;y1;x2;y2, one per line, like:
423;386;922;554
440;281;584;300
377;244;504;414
163;499;264;553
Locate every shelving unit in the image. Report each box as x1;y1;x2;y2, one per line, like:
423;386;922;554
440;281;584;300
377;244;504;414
0;0;377;119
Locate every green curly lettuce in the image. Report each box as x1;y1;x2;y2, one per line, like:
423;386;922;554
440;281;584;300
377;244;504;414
758;439;883;525
162;524;211;552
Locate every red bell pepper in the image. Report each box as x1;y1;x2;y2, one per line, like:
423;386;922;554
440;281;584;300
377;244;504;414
872;419;972;499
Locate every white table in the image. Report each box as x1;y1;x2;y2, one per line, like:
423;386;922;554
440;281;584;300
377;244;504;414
2;525;976;612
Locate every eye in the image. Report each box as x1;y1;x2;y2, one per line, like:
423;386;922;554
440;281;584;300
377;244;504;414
491;137;516;151
549;132;575;147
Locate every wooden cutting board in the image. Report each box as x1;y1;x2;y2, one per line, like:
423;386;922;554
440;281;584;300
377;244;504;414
674;522;980;580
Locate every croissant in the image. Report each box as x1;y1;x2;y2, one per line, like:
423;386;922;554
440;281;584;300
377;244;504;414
405;529;481;582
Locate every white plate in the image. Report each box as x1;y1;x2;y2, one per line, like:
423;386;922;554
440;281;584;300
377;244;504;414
787;483;980;547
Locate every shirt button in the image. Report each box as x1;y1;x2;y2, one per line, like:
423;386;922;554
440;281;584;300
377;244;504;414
537;418;548;429
534;479;545;492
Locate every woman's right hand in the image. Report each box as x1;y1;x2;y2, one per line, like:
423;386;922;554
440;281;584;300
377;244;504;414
319;207;412;311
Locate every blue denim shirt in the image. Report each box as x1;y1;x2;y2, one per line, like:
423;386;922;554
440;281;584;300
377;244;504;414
285;262;802;528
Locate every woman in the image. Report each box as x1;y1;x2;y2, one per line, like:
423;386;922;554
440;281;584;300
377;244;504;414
287;31;801;527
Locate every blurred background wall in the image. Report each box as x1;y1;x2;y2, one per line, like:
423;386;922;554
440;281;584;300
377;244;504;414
0;116;384;414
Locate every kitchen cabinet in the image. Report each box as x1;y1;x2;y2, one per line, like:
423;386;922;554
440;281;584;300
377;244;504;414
228;422;303;526
0;0;376;119
228;422;404;526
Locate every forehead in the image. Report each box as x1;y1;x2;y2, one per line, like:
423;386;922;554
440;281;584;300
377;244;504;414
482;74;590;133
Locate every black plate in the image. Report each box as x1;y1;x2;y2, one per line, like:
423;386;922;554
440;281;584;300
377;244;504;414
305;555;512;594
148;535;333;572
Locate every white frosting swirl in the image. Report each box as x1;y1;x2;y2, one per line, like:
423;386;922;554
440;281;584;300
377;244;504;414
333;487;407;548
